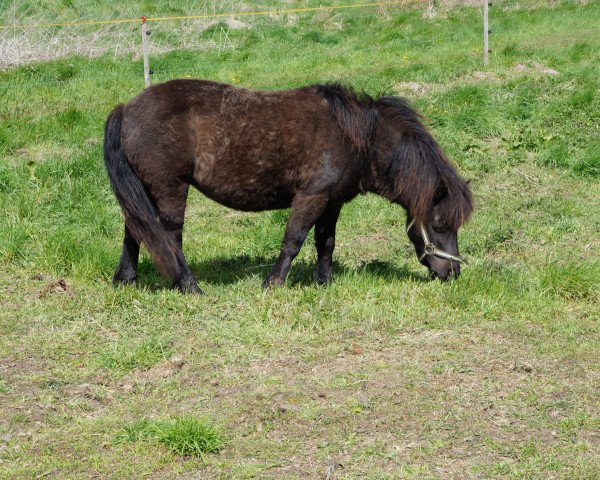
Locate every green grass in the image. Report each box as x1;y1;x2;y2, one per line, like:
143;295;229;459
1;1;599;478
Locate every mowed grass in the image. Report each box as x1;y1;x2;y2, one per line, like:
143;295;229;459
1;1;599;478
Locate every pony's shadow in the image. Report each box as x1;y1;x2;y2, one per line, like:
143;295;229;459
135;255;426;291
189;254;425;286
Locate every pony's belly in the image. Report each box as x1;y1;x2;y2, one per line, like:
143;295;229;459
191;151;297;211
193;177;294;212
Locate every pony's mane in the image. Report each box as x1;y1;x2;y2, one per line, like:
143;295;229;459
316;84;472;230
315;84;376;153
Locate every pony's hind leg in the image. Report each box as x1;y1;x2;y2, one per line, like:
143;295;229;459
314;203;342;285
155;183;202;294
264;193;328;288
165;222;202;294
113;225;140;285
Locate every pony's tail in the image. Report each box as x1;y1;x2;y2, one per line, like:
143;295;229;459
103;106;185;281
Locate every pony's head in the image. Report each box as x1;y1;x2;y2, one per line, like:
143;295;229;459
372;96;473;280
403;180;472;280
315;85;473;280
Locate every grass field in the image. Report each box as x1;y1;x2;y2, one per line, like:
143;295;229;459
1;0;599;478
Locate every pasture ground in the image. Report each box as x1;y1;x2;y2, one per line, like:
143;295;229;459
1;1;599;478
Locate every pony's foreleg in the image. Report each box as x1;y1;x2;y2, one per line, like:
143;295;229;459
314;203;342;285
113;225;140;285
263;193;328;288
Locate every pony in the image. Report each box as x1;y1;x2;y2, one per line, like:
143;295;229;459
104;80;473;293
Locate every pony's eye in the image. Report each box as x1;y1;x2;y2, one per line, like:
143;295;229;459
432;224;446;234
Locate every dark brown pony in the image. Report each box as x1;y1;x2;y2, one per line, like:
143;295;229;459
104;79;472;293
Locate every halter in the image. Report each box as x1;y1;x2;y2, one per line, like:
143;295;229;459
406;219;464;264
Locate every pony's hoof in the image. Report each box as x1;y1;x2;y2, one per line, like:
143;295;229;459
314;276;332;286
262;276;284;290
176;281;204;295
315;272;333;286
113;273;137;286
314;267;332;286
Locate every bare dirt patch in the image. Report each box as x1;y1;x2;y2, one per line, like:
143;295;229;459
394;81;431;97
393;63;560;99
514;62;560;76
151;328;599;478
118;355;185;391
0;356;50;426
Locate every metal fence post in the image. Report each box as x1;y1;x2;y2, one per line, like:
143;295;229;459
141;16;151;88
483;1;490;67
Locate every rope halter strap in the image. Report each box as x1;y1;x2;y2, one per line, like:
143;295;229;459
406;219;464;264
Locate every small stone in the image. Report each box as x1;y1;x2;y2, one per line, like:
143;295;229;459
169;355;185;369
510;362;533;373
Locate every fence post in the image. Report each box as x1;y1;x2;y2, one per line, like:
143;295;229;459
141;16;151;88
483;1;489;67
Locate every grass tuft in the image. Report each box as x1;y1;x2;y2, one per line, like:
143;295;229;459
117;417;222;459
156;417;223;458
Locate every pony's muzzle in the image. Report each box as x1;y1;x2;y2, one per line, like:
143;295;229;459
444;264;461;281
427;258;461;281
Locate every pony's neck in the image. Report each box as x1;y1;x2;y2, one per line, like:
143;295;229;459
366;115;443;225
364;121;408;203
363;157;396;201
